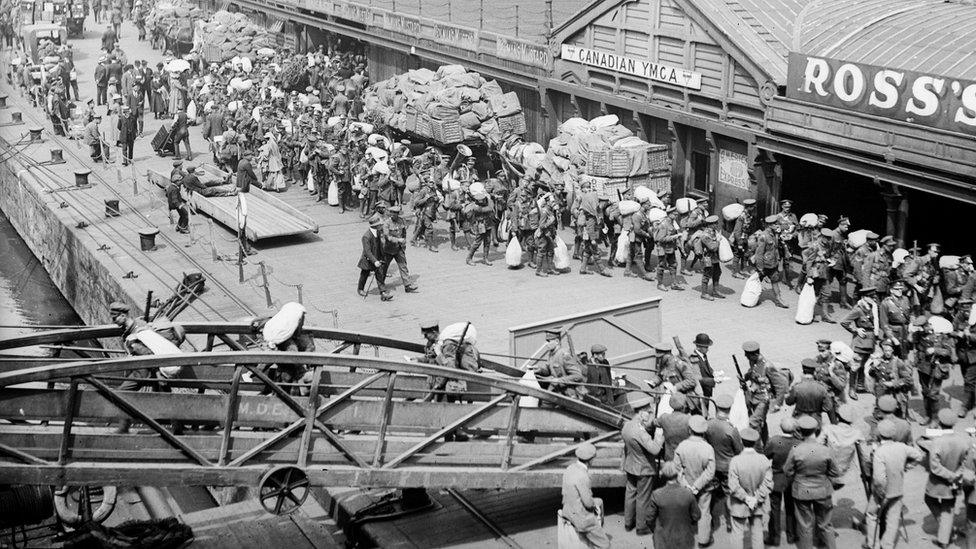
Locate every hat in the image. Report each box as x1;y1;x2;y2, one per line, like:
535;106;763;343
742;341;760;353
891;279;906;289
801;358;818;371
172;159;184;167
93;114;102;119
780;417;797;433
780;199;793;207
740;428;760;443
820;228;835;237
837;404;856;423
859;286;877;296
694;333;713;346
630;395;654;411
880;338;896;348
797;415;818;431
109;301;129;314
689;416;707;434
877;394;897;413
743;198;757;206
669;392;687;411
575;442;597;461
880;235;896;245
367;214;384;228
704;215;719;224
714;393;734;410
877;419;896;439
591;344;607;354
388;205;402;213
866;232;880;240
928;242;942;251
544;329;562;340
420;319;439;331
764;215;779;224
938;408;958;427
654;341;672;353
816;338;832;345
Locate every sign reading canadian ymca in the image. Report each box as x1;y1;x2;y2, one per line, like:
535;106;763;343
561;44;702;90
787;52;976;135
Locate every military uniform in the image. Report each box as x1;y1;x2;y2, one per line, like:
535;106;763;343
535;199;558;276
914;326;955;422
743;352;776;436
704;401;743;533
786;374;829;423
380;210;417;292
656;407;692;462
653;213;683;289
411;182;440;251
954;305;976;412
536;345;586;400
649;352;701;396
674;419;716;545
464;197;495;266
764;429;801;545
924;415;971;547
631;205;655;276
728;435;773;549
698;220;723;300
621;413;664;534
869;355;912;416
784;433;842;549
841;299;880;395
867;430;923;549
731;203;758;277
880;293;913;357
814;357;848;421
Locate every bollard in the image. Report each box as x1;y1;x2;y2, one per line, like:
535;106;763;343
138;228;160;251
74;169;91;187
10;111;22;124
105;199;120;217
0;95;8;108
49;148;65;164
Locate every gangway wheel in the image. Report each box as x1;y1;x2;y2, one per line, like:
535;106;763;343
258;465;309;515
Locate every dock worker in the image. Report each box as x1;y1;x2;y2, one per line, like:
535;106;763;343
586;344;615;407
86;114;105;162
561;442;610;548
164;172;189;234
621;396;664;536
109;301;150;433
533;329;586;400
728;427;773;549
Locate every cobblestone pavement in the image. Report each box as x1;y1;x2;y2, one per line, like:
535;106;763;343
6;17;975;548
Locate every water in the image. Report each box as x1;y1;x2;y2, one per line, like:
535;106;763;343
0;210;82;354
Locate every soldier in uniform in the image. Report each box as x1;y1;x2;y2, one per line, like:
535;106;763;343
754;215;789;308
621;396;664;536
698;215;724;300
775;199;800;289
786;359;830;424
704;393;743;534
417;320;439;364
728;427;773;549
804;228;836;322
826;216;852;309
560;443;610;548
654;208;685;291
381;206;419;294
814;342;848;421
953;298;976;415
648;341;701;397
869;395;913;445
869;339;913;418
881;280;913;357
681;198;710;274
533;330;585;400
464;191;495;266
534;193;558;277
656;392;693;461
913;317;955;425
410;179;441;252
784;415;842;549
863;235;897;296
867;419;924;549
674;415;717;546
764;417;800;545
742;341;774;437
577;193;612;277
841;287;881;400
689;333;716;415
731;198;758;279
924;410;969;549
944;254;974;313
514;185;540;267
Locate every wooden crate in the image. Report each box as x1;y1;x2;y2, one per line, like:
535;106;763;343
584;147;610;177
628;169;671;195
497;112;526;135
647;144;670;171
431;117;463;144
415;114;433;139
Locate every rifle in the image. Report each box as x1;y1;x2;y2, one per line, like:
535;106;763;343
423;321;470;402
733;355;754;415
673;336;689;361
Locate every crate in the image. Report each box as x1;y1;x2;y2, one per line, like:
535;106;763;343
628;169;671;195
201;44;223;63
584;147;611;177
431;117;463;144
608;148;633;178
647;144;670;171
497;112;526;135
415;114;433;139
577;174;628;199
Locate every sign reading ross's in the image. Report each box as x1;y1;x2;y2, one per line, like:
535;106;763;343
561;44;702;90
787;52;976;135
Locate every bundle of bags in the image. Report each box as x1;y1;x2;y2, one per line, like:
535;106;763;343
147;0;204;30
365;64;524;146
193;10;276;61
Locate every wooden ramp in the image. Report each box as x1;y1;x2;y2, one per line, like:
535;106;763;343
146;167;318;242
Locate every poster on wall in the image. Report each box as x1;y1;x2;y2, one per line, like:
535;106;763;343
718;149;749;190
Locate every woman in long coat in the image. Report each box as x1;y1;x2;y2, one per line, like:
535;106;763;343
168;71;186;114
258;132;284;192
150;75;168;118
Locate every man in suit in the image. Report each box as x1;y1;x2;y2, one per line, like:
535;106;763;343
117;105;138;166
867;419;923;549
705;393;743;534
656;392;692;461
202;104;226;162
689;333;716;415
784;415;842;549
764;417;800;545
786;359;830;424
674;415;716;546
560;443;610;548
357;214;392;301
94;57;109;106
648;460;700;549
925;409;970;548
728;427;773;549
621;396;664;536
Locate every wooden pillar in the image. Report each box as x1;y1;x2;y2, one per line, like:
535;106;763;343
668;121;687;199
539;87;557;144
881;185;908;245
705;130;718;203
751;149;781;216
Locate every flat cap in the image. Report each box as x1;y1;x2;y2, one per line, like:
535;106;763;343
764;214;780;224
742;341;760;353
877;394;897;412
740;427;760;443
780;417;797;433
877;419;896;439
575;442;597;461
837;404;856;423
669;392;687;411
797;415;819;431
590;344;607;354
172;159;183;167
801;358;818;371
109;301;129;314
367;214;384;227
419;319;439;331
689;415;707;434
704;215;719;224
938;408;958;427
714;393;734;410
654;341;672;352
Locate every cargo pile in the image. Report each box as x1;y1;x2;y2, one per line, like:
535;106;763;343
365;64;526;147
146;0;204;31
194;10;276;62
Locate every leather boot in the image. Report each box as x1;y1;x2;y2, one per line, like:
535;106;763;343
572;236;582;260
546;252;557;275
466;247;476;266
449;231;457;251
624;259;637;277
482;249;493;266
701;279;713;300
771;283;789;308
579;253;593;275
535;251;547;277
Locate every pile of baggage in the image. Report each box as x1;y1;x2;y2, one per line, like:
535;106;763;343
193;10;276;62
365;64;525;146
146;0;203;31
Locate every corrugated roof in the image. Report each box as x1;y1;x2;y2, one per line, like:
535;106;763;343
794;0;976;81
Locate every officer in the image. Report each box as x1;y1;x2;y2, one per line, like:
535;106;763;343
953;298;976;415
381;205;419;294
742;341;774;437
881;280;913;357
841;286;881;400
731;198;758;278
764;417;800;546
674;415;717;546
786;359;829;424
866;419;923;549
754;215;789;308
869;395;913;445
698;215;724;300
775;199;799;289
869;339;913;417
621;396;664;536
784;415;841;549
561;442;610;548
586;344;615;407
533;330;585;400
656;392;692;461
924;410;969;549
648;341;701;397
689;333;716;415
728;427;773;549
704;393;743;533
913;316;955;425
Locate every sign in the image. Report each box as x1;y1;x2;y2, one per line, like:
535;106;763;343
496;37;549;69
787;52;976;136
384;13;421;37
560;44;702;90
432;23;477;50
718;149;749;190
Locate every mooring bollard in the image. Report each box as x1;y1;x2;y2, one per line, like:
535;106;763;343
74;169;91;187
28;126;43;142
49;148;65;164
105;199;120;217
138;227;160;251
0;95;8;108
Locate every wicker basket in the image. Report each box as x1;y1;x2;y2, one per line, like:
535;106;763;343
585;148;611;177
628;169;671;194
431;117;463;144
497;112;526;135
415;114;433;139
647;144;670;171
577;174;628;199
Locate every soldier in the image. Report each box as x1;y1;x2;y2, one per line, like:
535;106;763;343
818;404;865;481
775;199;800;288
814;342;848;421
410;178;440;252
728;427;773;549
533;330;585;400
704;393;743;534
869;340;913;417
868;395;913;446
514;185;540;267
654;208;685;291
881;280;913;358
656;392;693;461
784;415;842;549
674;416;716;546
629;201;656;280
863;235;897;296
742;341;774;437
698;215;724;300
754;215;789;308
534;193;558;277
827;216;852;309
804;228;836;322
851;232;879;296
689;333;716;414
586;344;615;407
924;410;970;549
764;417;800;546
381;206;418;294
417;320;439;364
953;298;976;415
648;341;701;397
913;317;955;425
681;198;710;274
944;254;973;312
786;359;830;424
647;460;700;549
841;287;881;399
464;191;495;267
731;198;758;279
867;419;924;549
621;396;664;536
560;443;610;548
577;192;612;277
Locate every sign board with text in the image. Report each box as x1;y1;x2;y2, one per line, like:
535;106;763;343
718;149;749;190
560;44;702;90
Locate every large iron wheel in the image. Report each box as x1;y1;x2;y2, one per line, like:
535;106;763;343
258;465;309;515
